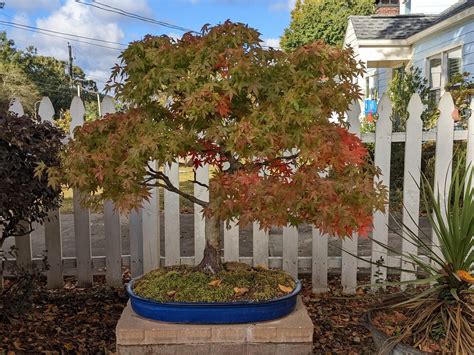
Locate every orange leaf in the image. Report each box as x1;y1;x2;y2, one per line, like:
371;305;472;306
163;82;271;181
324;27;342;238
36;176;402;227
233;287;249;296
278;284;293;293
456;270;474;284
208;279;222;287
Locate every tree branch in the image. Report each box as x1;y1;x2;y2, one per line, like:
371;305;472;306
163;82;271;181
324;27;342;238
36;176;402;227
144;169;209;208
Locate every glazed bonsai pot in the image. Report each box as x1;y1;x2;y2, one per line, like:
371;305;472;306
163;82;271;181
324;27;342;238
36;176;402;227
126;278;302;324
366;310;429;355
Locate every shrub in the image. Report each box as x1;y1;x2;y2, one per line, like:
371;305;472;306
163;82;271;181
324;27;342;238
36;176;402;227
0;107;64;274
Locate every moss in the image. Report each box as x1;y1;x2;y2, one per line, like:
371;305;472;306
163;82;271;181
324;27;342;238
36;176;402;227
133;264;296;303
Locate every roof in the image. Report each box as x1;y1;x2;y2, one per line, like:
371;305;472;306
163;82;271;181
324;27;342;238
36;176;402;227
349;0;474;41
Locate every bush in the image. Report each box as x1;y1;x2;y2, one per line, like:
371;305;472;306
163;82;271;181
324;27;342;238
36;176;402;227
0;107;64;264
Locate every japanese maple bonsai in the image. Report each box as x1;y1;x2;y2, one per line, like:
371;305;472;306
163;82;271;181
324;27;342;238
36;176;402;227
62;22;386;282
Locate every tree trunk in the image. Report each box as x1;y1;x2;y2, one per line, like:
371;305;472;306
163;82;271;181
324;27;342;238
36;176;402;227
195;214;222;274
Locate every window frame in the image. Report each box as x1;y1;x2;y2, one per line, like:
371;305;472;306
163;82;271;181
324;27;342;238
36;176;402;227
425;45;463;95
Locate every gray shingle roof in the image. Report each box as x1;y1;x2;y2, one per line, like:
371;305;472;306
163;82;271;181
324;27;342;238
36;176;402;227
350;0;474;41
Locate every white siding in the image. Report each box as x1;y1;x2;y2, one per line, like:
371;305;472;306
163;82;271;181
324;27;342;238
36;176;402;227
412;19;474;76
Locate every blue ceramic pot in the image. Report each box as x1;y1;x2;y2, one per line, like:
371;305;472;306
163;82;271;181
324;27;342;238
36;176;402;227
127;278;302;324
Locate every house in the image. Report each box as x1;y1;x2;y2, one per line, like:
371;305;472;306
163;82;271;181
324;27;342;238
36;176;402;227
343;0;474;111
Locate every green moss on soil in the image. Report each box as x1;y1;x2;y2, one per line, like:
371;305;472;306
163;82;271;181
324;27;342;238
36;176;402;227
132;264;296;303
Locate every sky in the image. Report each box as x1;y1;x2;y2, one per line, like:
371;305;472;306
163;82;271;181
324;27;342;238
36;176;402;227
2;0;296;90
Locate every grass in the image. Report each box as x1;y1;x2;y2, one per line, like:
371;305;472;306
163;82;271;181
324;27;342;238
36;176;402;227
133;264;296;302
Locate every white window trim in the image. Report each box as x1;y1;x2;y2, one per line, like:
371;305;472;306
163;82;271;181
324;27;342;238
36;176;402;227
425;45;463;95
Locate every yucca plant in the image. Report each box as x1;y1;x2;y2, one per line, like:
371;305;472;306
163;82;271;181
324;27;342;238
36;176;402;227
352;164;473;353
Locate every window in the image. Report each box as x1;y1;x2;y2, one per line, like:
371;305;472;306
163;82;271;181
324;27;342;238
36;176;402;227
447;48;462;82
428;57;442;105
426;47;462;105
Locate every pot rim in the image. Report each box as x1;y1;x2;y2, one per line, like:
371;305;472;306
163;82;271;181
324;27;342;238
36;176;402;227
127;277;302;306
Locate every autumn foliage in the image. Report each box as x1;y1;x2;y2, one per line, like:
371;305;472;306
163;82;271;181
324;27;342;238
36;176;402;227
63;22;386;264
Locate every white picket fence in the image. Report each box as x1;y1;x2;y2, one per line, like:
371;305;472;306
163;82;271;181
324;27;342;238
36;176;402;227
5;91;474;294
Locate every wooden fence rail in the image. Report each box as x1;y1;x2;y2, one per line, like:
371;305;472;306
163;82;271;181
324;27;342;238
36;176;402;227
4;92;473;294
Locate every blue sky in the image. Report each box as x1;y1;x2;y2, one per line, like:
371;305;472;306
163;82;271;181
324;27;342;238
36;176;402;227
2;0;295;90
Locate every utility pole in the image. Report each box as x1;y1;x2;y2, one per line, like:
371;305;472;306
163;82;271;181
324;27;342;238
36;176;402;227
68;42;81;97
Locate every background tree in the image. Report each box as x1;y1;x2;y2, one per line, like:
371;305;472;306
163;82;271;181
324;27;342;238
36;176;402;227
281;0;374;50
0;32;99;117
62;22;387;273
0;62;40;114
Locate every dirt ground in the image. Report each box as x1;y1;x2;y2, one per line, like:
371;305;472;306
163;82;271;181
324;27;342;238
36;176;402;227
0;275;393;354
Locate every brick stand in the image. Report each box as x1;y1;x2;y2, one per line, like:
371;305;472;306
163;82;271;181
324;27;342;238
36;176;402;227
116;297;313;355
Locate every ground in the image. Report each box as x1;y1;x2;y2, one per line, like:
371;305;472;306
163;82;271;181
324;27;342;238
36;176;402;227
0;275;393;354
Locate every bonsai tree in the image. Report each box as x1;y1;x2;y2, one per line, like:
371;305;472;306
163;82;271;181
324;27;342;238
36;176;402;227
0;105;64;285
62;22;387;274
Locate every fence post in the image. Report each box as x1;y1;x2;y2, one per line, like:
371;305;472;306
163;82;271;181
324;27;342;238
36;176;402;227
341;100;362;294
224;220;239;262
312;227;328;293
130;209;144;276
194;164;209;264
400;94;423;286
282;226;298;279
100;96;123;287
371;94;393;285
164;162;180;266
432;93;455;261
38;97;64;289
70;96;93;287
253;222;268;267
466;98;474;186
142;161;160;272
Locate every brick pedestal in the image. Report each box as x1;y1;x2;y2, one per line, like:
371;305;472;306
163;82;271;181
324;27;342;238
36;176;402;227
116;297;313;355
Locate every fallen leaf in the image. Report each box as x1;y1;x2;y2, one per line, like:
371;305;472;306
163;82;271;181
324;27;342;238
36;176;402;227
167;291;176;297
64;343;74;351
278;284;293;293
208;279;222;287
233;287;249;296
254;263;268;270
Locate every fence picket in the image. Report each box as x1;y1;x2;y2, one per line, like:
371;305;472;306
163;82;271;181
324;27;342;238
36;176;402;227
100;97;123;287
401;94;424;285
70;96;93;287
129;209;144;277
371;94;393;285
312;227;328;293
282;226;298;279
466;98;474;186
224;220;239;262
342;100;361;294
9;97;24;116
45;210;63;288
194;164;209;264
142;161;160;272
164;162;180;265
253;222;268;267
38;97;64;288
432;93;455;260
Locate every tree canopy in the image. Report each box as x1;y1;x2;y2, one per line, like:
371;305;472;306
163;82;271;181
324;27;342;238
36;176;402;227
281;0;375;50
62;22;387;271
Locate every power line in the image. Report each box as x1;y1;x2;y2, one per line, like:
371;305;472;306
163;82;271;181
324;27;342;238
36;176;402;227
0;20;124;50
75;0;198;33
